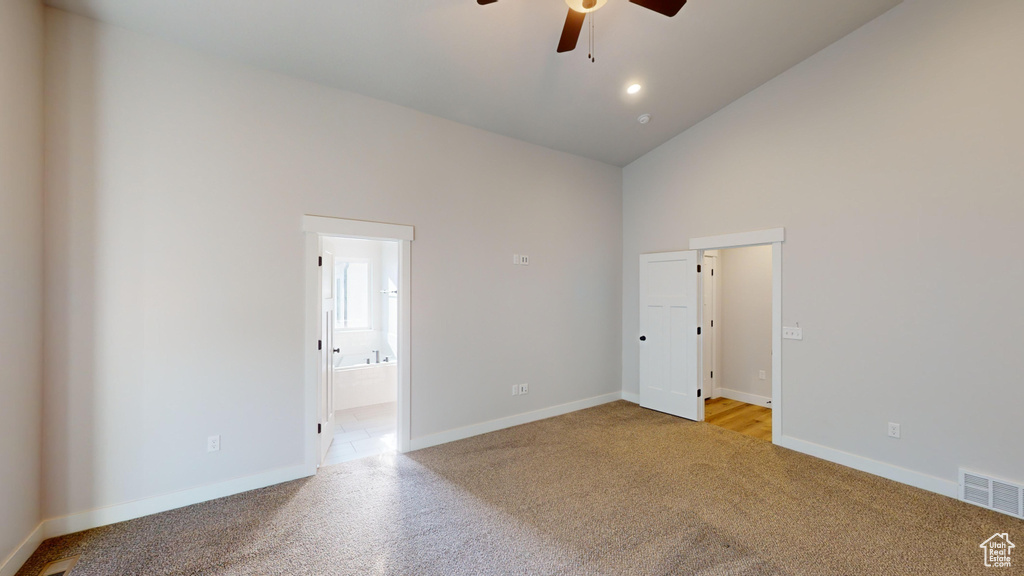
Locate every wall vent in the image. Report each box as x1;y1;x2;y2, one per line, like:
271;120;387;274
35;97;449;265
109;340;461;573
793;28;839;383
38;556;79;576
959;468;1024;519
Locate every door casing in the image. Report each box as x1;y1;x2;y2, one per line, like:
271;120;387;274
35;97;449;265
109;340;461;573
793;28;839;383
303;215;414;474
689;228;784;443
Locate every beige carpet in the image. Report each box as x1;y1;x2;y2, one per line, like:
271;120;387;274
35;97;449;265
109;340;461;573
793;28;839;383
17;401;1022;575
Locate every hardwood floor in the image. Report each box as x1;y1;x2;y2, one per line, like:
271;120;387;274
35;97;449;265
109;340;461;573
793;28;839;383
704;397;772;442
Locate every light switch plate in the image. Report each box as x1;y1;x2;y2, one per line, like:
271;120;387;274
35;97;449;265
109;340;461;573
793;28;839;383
782;326;803;340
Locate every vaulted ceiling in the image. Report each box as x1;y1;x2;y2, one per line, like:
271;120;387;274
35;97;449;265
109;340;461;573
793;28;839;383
45;0;902;166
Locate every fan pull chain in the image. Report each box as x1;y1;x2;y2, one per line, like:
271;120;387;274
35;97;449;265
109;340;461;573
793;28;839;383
589;12;595;63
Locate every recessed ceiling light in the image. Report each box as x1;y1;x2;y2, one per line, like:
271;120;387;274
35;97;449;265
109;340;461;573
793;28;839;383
627;83;642;95
638;114;651;124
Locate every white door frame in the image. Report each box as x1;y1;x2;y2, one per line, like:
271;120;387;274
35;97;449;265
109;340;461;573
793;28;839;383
701;252;720;399
303;215;414;473
690;228;784;443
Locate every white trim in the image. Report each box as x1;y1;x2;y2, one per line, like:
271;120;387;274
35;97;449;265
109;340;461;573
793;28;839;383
775;435;958;498
304;232;321;473
409;392;621;451
621;391;640;404
703;252;721;404
689;228;784;250
302;215;414;241
396;240;412;452
0;523;44;576
771;242;783;441
716;388;772;408
41;464;308;542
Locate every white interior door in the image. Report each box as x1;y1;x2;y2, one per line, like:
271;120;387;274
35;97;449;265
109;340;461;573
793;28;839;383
319;250;335;465
702;254;717;399
639;251;702;420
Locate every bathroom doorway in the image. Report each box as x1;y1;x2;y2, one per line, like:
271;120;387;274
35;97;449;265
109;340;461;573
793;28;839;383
322;237;400;465
303;215;413;472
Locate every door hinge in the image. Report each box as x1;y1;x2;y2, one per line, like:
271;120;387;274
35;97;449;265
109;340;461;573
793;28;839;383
697;389;702;398
711;320;714;327
697;264;701;273
711;268;714;276
318;256;322;267
318;340;322;350
697;327;702;335
710;371;713;379
317;423;322;434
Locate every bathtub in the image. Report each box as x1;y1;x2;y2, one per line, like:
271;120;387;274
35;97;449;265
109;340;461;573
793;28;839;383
333;360;397;411
335;353;394;369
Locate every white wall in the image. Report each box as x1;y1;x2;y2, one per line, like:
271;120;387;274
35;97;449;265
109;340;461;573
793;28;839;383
718;246;772;402
43;9;622;520
0;0;44;568
624;0;1024;485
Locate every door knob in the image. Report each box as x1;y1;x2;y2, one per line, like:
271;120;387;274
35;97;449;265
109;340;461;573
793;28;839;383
639;335;646;341
333;348;340;353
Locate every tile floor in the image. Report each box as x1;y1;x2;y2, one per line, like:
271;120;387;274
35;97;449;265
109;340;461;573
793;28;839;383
323;401;397;466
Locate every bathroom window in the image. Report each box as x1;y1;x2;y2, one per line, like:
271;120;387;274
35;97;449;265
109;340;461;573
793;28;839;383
334;258;371;330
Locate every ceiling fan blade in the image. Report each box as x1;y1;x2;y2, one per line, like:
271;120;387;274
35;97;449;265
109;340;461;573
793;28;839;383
629;0;687;17
557;9;586;53
477;0;498;4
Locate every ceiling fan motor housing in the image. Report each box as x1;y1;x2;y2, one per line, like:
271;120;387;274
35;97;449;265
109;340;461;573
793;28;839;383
565;0;607;13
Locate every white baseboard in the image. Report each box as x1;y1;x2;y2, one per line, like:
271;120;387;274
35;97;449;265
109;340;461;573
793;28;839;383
0;523;44;576
621;391;639;404
41;464;311;540
775;435;958;498
717;387;772;408
410;392;622;451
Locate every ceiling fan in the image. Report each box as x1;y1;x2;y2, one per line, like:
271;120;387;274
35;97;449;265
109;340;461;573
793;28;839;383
477;0;687;54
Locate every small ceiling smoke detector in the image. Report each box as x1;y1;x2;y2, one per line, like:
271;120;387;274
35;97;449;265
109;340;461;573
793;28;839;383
637;114;651;124
627;83;642;95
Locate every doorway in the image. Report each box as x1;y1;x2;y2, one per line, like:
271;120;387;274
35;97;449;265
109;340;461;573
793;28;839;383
637;228;783;443
701;246;773;442
303;216;413;474
322;237;400;465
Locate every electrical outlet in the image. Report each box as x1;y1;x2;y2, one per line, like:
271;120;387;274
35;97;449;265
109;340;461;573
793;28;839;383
519;383;529;395
758;370;766;380
887;423;901;439
512;384;518;396
782;326;803;340
207;435;221;452
519;254;530;265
